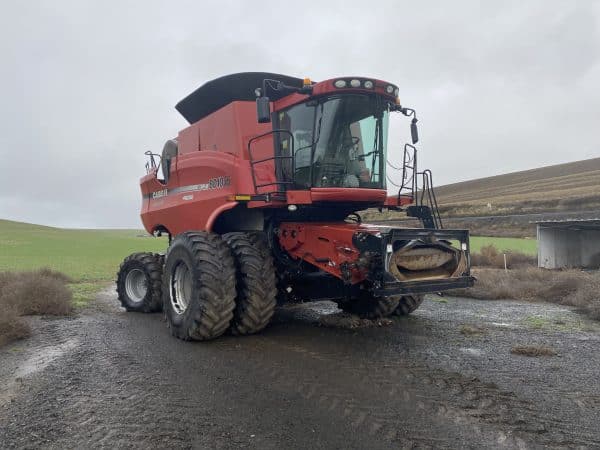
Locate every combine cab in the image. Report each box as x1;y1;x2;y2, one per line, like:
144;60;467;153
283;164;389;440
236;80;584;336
117;72;474;340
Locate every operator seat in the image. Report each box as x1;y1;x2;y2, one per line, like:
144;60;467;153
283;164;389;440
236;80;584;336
161;139;178;183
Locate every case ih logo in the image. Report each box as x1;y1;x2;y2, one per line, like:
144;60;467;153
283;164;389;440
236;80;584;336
150;176;231;199
152;189;168;199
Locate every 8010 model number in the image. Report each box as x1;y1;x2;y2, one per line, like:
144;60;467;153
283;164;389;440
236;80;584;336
208;176;231;190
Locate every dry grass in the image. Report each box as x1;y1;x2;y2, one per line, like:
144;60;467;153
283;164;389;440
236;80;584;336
0;268;73;347
567;275;600;320
0;306;31;347
511;345;557;357
452;267;600;321
2;277;73;316
444;217;536;238
459;324;486;335
471;245;536;268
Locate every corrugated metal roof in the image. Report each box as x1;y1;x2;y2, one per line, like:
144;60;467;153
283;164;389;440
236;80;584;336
535;219;600;230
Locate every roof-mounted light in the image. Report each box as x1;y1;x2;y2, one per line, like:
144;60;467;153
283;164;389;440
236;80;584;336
350;79;361;87
386;85;394;94
334;79;347;88
363;80;374;89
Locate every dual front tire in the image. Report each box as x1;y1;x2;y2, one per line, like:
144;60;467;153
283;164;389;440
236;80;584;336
162;232;237;340
117;231;277;341
117;233;422;339
162;231;277;340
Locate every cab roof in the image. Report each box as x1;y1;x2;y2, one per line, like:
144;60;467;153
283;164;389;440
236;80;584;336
175;72;305;124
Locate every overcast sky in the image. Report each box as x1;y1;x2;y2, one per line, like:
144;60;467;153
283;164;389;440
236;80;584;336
1;1;599;228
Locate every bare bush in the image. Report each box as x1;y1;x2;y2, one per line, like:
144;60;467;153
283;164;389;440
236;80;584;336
471;245;536;268
566;274;600;320
1;276;73;316
35;267;73;284
0;269;73;346
0;306;31;347
452;267;600;321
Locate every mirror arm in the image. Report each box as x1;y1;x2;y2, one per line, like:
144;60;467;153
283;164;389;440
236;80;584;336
258;79;313;99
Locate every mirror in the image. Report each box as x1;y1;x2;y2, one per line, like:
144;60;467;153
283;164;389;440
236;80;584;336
410;119;419;144
256;96;271;123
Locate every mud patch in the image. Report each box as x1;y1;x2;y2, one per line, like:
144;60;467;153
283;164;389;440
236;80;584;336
318;312;393;329
511;345;558;357
459;324;486;335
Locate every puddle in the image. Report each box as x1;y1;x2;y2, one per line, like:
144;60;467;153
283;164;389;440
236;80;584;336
0;339;79;406
460;347;484;357
13;339;78;378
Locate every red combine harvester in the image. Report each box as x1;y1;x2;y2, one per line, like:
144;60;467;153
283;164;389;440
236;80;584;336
116;72;474;341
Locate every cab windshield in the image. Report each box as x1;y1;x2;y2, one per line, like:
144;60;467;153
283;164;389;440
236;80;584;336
275;94;389;189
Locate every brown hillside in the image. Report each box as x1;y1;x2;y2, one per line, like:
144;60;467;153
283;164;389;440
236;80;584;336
435;158;600;216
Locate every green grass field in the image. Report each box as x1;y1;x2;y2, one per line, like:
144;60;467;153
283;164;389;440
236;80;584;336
0;219;167;305
470;236;537;255
0;219;537;306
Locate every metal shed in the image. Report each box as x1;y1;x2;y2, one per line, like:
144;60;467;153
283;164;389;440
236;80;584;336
536;219;600;269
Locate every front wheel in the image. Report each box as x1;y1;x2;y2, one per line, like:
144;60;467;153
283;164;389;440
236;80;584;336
162;232;236;341
338;291;399;319
116;252;163;312
393;295;424;316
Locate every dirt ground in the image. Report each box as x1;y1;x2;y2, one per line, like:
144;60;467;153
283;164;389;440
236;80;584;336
1;288;600;449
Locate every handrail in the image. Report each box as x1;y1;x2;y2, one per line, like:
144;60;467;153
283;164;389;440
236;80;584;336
247;129;295;196
420;169;443;229
388;143;443;229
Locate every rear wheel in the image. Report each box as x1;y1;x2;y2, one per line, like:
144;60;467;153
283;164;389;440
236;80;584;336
338;291;399;319
393;294;424;316
223;232;277;335
162;232;236;341
116;252;163;312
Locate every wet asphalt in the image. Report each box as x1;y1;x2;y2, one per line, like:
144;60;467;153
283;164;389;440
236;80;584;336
1;288;600;449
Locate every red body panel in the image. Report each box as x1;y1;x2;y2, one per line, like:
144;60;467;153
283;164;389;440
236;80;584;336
140;77;410;236
278;222;385;284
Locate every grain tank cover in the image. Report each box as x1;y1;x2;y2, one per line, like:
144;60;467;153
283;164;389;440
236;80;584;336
175;72;305;124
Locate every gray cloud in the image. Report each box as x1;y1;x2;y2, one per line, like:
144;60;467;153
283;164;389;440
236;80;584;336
1;0;598;227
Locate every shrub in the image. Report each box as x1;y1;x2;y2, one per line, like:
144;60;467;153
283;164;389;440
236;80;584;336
1;276;73;316
471;245;536;268
0;306;31;347
0;269;73;346
451;267;600;321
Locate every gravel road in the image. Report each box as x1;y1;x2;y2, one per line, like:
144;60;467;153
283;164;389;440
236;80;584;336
1;288;600;449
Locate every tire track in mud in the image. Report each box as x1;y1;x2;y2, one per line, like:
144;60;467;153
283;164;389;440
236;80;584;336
2;291;600;449
1;343;249;449
234;332;600;449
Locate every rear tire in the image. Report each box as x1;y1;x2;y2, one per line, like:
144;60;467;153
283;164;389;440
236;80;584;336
223;232;277;335
116;252;163;313
339;291;399;319
393;295;424;316
162;232;236;341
